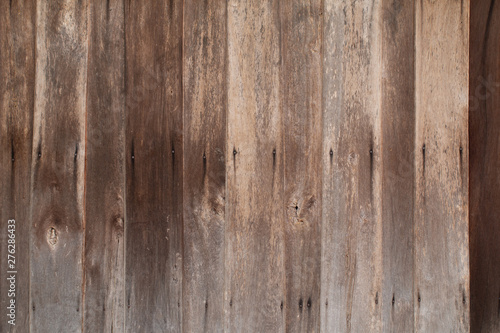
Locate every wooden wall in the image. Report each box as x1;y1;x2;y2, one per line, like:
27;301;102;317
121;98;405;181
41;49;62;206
0;0;472;332
470;0;500;332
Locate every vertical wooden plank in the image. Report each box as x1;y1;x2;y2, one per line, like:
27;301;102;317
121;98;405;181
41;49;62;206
225;0;285;331
30;0;88;331
83;0;125;332
321;1;383;332
0;1;35;332
470;0;500;331
281;0;322;331
380;0;415;332
415;0;469;331
183;0;226;332
124;0;183;331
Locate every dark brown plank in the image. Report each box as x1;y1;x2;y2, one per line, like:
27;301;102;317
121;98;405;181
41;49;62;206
0;1;35;332
30;1;88;331
321;1;383;331
470;0;500;331
380;0;415;331
183;0;227;332
124;0;183;331
414;0;469;331
225;0;285;331
281;0;322;331
83;0;125;331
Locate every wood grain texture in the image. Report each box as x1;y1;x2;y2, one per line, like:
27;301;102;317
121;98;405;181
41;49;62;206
30;0;88;331
380;0;415;331
470;0;500;331
83;0;125;332
321;1;383;332
0;1;35;332
124;0;183;331
415;0;469;331
182;0;227;332
225;0;285;331
281;0;322;331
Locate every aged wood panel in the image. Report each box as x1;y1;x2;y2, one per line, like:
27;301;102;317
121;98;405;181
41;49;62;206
470;0;500;331
83;0;125;332
225;0;285;332
414;0;469;332
182;0;227;332
321;1;383;331
281;0;322;331
380;0;415;332
0;1;35;332
30;0;88;331
124;0;183;331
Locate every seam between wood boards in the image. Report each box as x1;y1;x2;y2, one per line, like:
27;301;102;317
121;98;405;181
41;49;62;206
122;0;127;331
278;0;286;332
81;0;91;330
181;0;185;331
29;0;38;331
319;0;325;330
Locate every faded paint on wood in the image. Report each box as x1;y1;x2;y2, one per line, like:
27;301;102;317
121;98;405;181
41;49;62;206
225;1;285;331
415;0;470;331
321;1;383;331
282;0;323;331
183;0;227;332
0;1;35;332
124;0;183;331
30;0;88;331
470;0;500;331
83;0;125;332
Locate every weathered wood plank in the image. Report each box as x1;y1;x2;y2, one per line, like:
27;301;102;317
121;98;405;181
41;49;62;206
83;0;125;332
380;0;415;331
183;0;227;332
414;0;469;331
225;0;285;331
0;1;35;331
30;0;88;331
470;0;500;331
281;0;322;331
124;0;183;331
321;1;383;331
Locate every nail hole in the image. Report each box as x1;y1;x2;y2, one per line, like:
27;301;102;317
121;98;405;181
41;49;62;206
233;149;237;156
329;149;333;156
299;299;303;309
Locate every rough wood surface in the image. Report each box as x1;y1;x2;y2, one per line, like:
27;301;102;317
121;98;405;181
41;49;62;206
0;1;35;332
83;0;125;332
470;0;500;331
30;1;88;331
0;1;476;331
183;0;227;332
124;0;183;331
282;0;322;331
225;1;285;331
415;0;470;331
380;0;415;331
321;1;383;331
